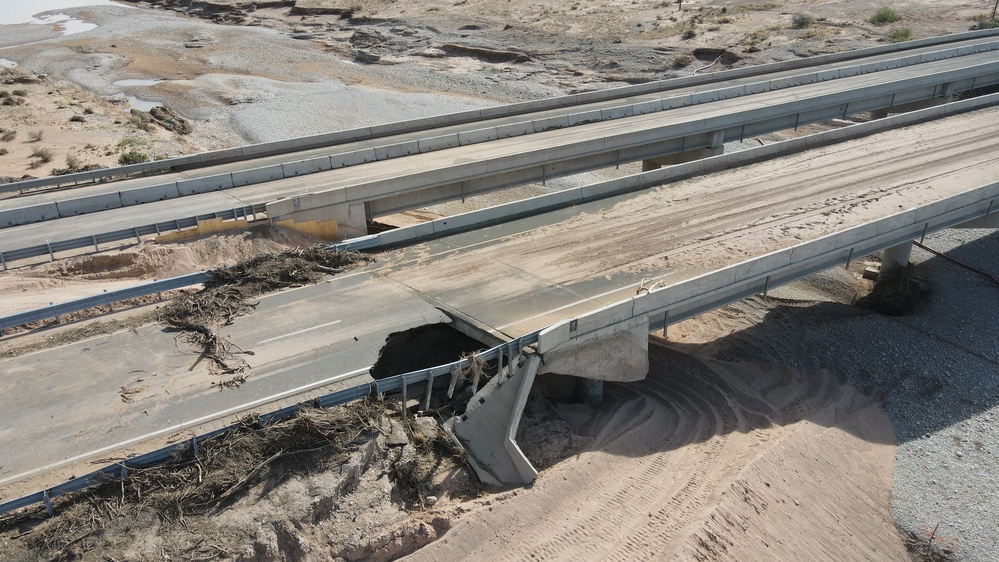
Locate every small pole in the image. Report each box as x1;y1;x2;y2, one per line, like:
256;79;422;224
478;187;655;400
191;437;199;457
92;235;99;252
844;247;854;269
422;370;434;410
793;113;800;131
763;275;770;300
400;375;408;418
43;489;54;517
919;223;929;244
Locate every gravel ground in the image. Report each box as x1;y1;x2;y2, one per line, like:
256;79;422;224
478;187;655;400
723;227;999;561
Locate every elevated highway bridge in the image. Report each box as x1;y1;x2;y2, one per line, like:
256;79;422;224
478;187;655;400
0;98;996;495
1;31;998;258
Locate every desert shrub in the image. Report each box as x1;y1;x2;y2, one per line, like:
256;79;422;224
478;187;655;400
1;130;15;142
12;89;27;97
973;17;999;29
66;154;82;169
28;130;43;142
69;115;85;123
856;264;930;315
887;27;912;42
29;147;53;168
673;54;693;68
0;148;8;156
0;91;8;98
870;6;902;24
682;26;697;39
118;150;149;166
792;13;815;29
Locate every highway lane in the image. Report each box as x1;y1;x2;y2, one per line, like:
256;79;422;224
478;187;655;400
3;32;996;212
0;105;997;495
5;49;998;253
0;274;447;487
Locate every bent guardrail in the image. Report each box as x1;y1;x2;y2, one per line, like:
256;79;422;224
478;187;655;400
0;332;537;516
0;272;215;335
0;205;259;270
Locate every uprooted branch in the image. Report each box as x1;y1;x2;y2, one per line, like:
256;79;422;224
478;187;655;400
158;246;372;384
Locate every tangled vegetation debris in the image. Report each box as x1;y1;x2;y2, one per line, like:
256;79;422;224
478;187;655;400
0;401;472;561
856;264;931;316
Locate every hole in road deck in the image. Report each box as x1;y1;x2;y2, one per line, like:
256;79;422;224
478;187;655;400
370;323;489;380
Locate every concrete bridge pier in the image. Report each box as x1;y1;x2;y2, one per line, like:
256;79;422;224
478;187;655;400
880;241;913;278
447;317;650;486
642;130;725;171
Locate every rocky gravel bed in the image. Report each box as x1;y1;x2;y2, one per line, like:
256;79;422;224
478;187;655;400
729;227;999;561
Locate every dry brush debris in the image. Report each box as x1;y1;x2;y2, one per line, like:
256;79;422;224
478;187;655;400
0;401;473;561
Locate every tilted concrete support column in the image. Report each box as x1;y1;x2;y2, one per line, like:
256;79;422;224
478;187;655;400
446;354;541;486
880;241;913;279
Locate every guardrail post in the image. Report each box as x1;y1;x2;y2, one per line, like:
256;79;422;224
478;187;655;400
422;369;434;410
154;222;161;236
0;251;6;271
920;222;929;244
191;437;199;457
92;235;99;252
42;489;53;517
133;227;141;243
400;375;408;418
844;247;854;269
175;219;181;231
46;241;54;262
763;275;770;300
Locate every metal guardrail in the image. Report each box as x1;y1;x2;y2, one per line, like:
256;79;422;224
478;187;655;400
0;205;259;270
0;271;215;334
0;332;538;516
3;29;998;198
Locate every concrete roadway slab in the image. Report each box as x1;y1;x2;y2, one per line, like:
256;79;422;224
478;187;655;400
0;272;447;488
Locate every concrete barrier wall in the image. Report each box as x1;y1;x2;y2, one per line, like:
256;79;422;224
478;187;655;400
0;202;60;227
176;174;235;196
281;157;333;177
56;192;122;217
375;141;421;160
232;165;284;186
419;134;460;152
119;182;182;206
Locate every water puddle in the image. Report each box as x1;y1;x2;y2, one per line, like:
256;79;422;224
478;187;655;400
112;79;167;87
109;92;163;112
0;1;130;38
